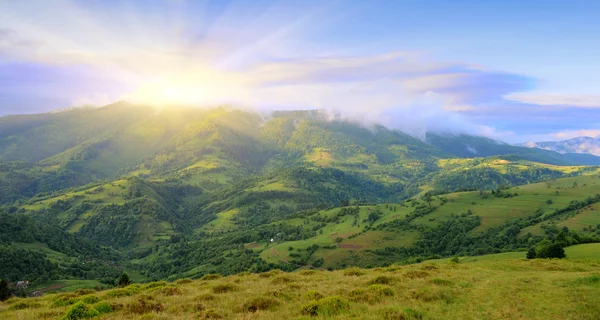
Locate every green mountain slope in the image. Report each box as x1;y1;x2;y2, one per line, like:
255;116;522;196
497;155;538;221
2;104;600;289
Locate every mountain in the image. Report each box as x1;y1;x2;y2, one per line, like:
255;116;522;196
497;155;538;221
1;103;600;290
520;136;600;156
429;133;600;165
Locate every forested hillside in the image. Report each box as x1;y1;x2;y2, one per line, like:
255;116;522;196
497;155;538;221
1;104;600;292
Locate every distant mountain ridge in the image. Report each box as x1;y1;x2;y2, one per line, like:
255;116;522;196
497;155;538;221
520;136;600;156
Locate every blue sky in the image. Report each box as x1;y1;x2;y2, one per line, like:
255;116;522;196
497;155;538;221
1;0;600;143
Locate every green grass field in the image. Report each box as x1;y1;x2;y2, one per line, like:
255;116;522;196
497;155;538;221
3;258;600;319
424;243;600;264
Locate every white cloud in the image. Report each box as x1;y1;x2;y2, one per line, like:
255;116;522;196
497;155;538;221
552;129;600;140
504;92;600;108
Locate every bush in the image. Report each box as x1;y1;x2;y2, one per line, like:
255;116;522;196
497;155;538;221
242;297;280;312
300;296;350;316
176;278;193;284
126;295;164;314
271;276;295;285
431;278;453;286
80;295;100;304
575;274;600;285
404;271;430;279
380;307;425;320
73;289;95;296
369;284;395;296
304;290;324;300
410;287;455;303
52;296;78;308
368;276;396;285
212;284;238;294
160;287;182;296
93;302;113;314
143;281;167;290
201;274;222;281
265;290;291;301
61;302;100;320
259;270;282;278
299;270;317;276
344;268;365;276
196;293;216;301
106;285;142;298
200;309;224;319
8;301;42;310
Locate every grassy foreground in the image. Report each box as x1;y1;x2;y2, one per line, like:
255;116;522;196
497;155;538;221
2;259;600;320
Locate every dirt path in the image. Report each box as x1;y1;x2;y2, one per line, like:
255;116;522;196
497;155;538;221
37;284;67;293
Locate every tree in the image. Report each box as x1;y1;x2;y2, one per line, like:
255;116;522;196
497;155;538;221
0;279;10;301
526;247;536;259
117;273;131;288
536;240;566;259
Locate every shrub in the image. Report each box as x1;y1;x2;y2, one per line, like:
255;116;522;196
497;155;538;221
126;295;164;314
404;271;430;279
380;307;424;320
196;293;216;301
348;288;370;303
576;274;600;285
106;284;141;298
410;287;455;303
344;268;366;276
143;281;167;290
73;289;95;296
368;276;396;285
200;308;224;319
8;301;42;310
299;270;317;276
300;296;350;316
52;296;78;308
160;287;182;296
421;264;438;270
201;274;222;281
61;302;100;320
93;302;112;314
431;278;453;286
242;297;280;312
304;290;324;300
176;278;193;284
212;283;238;294
80;295;100;304
271;276;295;284
259;270;282;278
369;284;395;296
265;290;291;300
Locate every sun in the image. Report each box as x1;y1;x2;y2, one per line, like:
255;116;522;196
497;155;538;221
122;72;249;108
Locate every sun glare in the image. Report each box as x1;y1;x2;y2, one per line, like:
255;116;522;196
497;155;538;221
123;72;250;108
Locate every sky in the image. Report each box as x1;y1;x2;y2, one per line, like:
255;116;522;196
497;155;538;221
1;0;600;143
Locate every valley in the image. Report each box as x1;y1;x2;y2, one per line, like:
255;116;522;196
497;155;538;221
1;105;600;319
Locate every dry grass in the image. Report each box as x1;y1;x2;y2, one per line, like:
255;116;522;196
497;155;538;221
2;259;600;319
